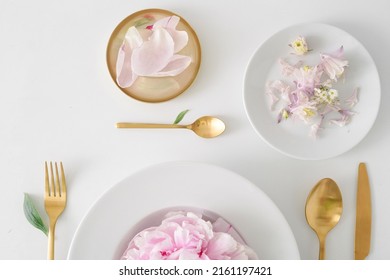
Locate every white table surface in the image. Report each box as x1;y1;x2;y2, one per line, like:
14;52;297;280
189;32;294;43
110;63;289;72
1;0;389;260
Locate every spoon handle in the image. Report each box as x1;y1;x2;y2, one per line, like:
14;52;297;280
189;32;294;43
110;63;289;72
116;123;187;129
318;235;326;260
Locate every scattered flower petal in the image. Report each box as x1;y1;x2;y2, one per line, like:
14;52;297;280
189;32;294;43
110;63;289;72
279;59;303;76
329;109;356;127
320;46;348;81
266;39;358;138
345;87;359;107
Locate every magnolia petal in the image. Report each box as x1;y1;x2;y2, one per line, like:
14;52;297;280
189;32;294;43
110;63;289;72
169;30;188;53
116;41;138;88
154;15;180;30
125;26;144;49
152;16;188;53
131;27;174;76
115;27;143;88
147;54;191;77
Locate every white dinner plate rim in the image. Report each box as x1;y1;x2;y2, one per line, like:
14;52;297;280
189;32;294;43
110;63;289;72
67;160;300;260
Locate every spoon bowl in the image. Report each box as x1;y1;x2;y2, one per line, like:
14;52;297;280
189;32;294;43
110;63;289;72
116;116;226;138
188;116;225;138
305;178;343;260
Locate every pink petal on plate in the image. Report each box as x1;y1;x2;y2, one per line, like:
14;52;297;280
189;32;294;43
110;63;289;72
115;26;143;88
153;16;188;53
116;41;136;88
206;232;237;260
345;87;359;107
131;27;174;76
147;54;191;77
329;109;356;127
125;25;144;49
169;29;188;53
279;58;302;76
154;15;180;29
320;47;348;81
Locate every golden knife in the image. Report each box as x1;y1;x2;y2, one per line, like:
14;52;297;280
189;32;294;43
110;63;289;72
354;162;372;260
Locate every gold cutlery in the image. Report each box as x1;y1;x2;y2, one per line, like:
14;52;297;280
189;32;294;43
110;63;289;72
116;116;226;138
355;162;372;260
44;161;67;260
305;178;343;260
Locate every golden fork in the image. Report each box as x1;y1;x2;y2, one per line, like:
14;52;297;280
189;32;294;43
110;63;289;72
44;161;67;260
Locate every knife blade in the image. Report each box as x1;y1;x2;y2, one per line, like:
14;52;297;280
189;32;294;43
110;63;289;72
354;162;372;260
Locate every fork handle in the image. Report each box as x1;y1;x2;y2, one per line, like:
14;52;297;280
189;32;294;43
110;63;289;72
47;220;57;260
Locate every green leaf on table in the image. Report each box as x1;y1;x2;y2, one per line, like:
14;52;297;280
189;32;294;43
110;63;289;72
23;193;48;236
174;109;190;124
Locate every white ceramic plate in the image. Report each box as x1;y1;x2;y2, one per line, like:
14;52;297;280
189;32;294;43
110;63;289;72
243;23;380;160
67;161;300;259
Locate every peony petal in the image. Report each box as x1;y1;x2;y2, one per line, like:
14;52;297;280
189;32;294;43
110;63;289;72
206;233;238;260
131;27;174;76
147;55;191;77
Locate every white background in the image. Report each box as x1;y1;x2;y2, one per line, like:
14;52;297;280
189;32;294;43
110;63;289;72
0;0;389;260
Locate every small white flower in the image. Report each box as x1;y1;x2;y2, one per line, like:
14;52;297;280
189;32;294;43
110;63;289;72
328;89;338;100
289;36;310;55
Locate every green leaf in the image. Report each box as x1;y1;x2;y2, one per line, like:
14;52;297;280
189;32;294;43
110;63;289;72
173;109;190;124
134;18;152;27
23;193;48;236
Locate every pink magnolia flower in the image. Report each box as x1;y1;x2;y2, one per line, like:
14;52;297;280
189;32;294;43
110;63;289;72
121;211;258;260
116;16;192;88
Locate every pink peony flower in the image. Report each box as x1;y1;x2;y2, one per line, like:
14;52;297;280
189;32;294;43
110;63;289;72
116;16;192;88
121;211;258;260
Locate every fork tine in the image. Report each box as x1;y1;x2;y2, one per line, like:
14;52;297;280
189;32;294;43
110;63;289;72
45;161;49;197
54;162;60;197
60;162;66;197
49;162;55;197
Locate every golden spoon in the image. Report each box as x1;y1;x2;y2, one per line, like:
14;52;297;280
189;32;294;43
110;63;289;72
116;116;225;138
305;178;343;260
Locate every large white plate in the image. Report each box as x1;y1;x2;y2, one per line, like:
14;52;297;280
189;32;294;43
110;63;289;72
243;23;380;160
67;161;300;259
